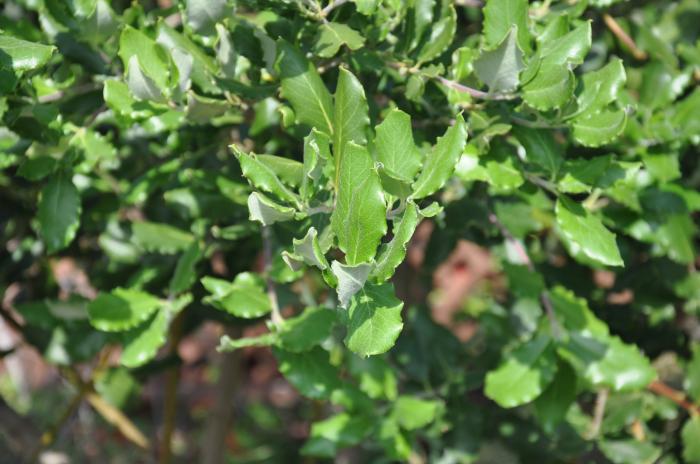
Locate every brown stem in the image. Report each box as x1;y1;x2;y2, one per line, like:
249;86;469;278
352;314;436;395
586;388;609;439
603;14;647;61
30;384;86;462
648;380;700;416
202;326;242;464
159;312;185;464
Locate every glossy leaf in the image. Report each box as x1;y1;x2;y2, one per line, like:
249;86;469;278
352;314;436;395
572;109;627;147
0;35;55;73
482;0;531;53
484;333;558;408
411;113;467;199
88;288;163;332
275;347;340;399
202;273;271;318
373;202;420;282
331;261;372;309
512;126;563;175
345;283;404;357
132;221;194;254
555;196;624;267
417;6;456;63
293;227;329;270
522;64;575;111
333;68;370;185
277;41;334;135
316;23;365;58
331;143;386;265
474;27;524;94
38;172;81;253
375;108;422;181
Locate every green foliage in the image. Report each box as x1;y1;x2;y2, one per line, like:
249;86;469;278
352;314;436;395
1;0;700;461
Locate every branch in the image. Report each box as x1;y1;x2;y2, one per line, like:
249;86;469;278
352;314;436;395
159;312;185;464
603;14;647;61
488;212;561;339
321;0;349;17
586;388;609;439
648;380;700;416
262;226;284;326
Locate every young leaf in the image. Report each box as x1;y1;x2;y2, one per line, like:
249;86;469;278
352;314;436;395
331;261;372;308
0;35;55;73
274;347;340;399
88;288;163;332
373;202;420;282
38;172;81;253
276;41;334;136
484;333;558;408
333;67;369;184
132;221;194;254
475;28;524;94
375;108;422;181
232;146;301;206
293;228;329;270
555;196;624;267
202;273;272;318
315;23;365;58
512;126;563;176
331;143;386;265
482;0;531;53
417;6;456;63
411;113;467;199
345;283;404;357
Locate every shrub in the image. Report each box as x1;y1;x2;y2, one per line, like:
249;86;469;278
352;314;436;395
1;0;699;462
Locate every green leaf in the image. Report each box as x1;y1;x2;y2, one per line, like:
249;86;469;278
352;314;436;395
185;0;229;35
555;196;624;267
156;22;218;93
274;347;340;399
474;27;524;94
411;113;467;199
119;26;172;96
255;155;304;188
485;333;557;408
482;0;531;53
521;63;575;111
571;109;627;147
88;288;163;332
169;242;201;295
417;6;456;63
17;156;57;181
38;172;81;253
375;108;422;181
575;58;626;117
392;396;441;430
125;55;166;103
373;202;420;282
202;272;271;318
315;23;365;58
538;21;591;67
533;362;577;432
120;308;169;368
331;261;372;308
345;283;404;357
132;221;194;254
293;227;329;270
0;35;55;73
331;142;386;265
278;307;337;352
277;40;334;136
683;417;700;463
512;126;563;175
333;67;369;185
232;146;300;206
599;440;661;464
302;412;371;457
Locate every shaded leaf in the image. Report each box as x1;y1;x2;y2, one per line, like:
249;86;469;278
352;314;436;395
345;283;404;357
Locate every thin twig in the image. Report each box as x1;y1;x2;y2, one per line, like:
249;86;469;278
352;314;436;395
159;312;185;464
586;388;609;439
648;380;700;416
320;0;349;17
603;14;647;61
262;226;284;326
488;212;561;339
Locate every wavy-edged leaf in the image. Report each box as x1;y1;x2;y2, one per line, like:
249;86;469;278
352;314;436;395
522;64;575;111
132;221;193;254
411;113;467;199
278;307;337;352
571;109;627;147
333;67;369;184
331;143;386;264
202;273;271;318
185;0;229;35
474;28;524;94
169;242;201;295
375;108;421;181
331;261;372;308
373;202;420;282
0;35;55;73
247;192;296;225
88;288;163;332
275;346;340;399
293;227;329;270
417;6;456;63
345;283;404;357
276;40;334;135
482;0;531;53
539;21;591;67
512;126;563;175
575;58;626;117
119;26;171;95
233;145;300;206
484;333;557;408
38;172;81;253
315;23;365;58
